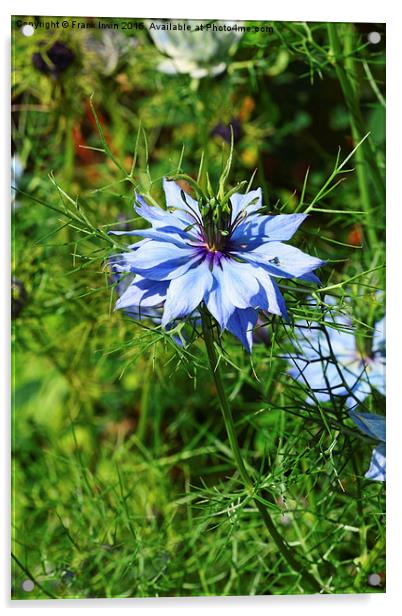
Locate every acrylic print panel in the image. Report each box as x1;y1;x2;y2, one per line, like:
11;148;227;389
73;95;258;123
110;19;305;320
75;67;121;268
11;15;385;599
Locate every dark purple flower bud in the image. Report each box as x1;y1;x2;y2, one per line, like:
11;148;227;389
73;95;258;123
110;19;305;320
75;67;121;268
211;118;242;144
32;41;75;76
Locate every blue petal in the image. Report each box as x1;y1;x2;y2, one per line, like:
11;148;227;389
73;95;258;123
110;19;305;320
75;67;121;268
259;213;309;241
345;360;385;409
205;259;260;330
124;305;163;323
288;357;346;402
122;241;202;280
232;213;308;243
348;410;386;442
327;320;356;356
368;359;386;396
292;321;357;388
116;276;169;310
292;324;330;359
230;188;262;224
345;390;369;409
365;443;386;481
247;267;289;319
109;229;139;236
134;193;185;228
109;240;152;274
226;307;258;352
342;361;367;389
288;306;386;407
269;279;289;320
117;227;196;248
372;316;386;356
299;272;321;284
205;273;236;330
218;259;260;309
161;260;213;326
235;241;325;280
345;359;386;408
133;192;190;230
163;178;201;221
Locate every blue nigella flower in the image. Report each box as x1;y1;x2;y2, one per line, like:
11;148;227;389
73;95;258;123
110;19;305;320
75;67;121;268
111;179;325;352
287;307;385;407
349;410;386;481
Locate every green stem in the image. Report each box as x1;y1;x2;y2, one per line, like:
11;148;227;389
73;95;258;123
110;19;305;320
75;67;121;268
200;310;323;593
327;23;384;250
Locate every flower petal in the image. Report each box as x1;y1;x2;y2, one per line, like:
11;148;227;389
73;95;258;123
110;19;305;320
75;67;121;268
288;357;346;402
257;213;309;241
205;258;258;330
326;323;356;357
118;227;197;248
230;188;262;224
367;359;386;395
124;305;163;323
133;192;189;230
226;307;258;352
298;272;322;284
161;261;213;326
218;258;260;309
372;316;386;356
247;266;289;319
163;178;201;221
365;443;386;481
232;213;308;244
116;276;169;310
205;272;236;330
292;324;330;359
205;259;287;329
348;410;386;442
122;241;202;280
236;241;325;280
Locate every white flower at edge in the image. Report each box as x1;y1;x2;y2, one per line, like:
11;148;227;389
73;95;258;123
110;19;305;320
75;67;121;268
83;32;138;76
147;20;243;78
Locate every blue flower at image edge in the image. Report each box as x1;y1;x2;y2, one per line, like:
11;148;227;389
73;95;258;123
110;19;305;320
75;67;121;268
111;178;325;352
286;307;385;482
287;310;385;408
349;410;386;481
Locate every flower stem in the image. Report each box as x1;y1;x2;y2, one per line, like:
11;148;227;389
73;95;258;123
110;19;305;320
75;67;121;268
200;310;323;593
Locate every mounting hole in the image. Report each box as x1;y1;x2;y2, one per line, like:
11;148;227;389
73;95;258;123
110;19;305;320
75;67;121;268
368;31;381;44
22;579;35;592
368;573;381;587
21;25;35;37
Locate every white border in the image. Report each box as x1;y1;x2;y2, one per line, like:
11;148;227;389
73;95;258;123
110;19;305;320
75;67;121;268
3;1;402;613
1;0;395;22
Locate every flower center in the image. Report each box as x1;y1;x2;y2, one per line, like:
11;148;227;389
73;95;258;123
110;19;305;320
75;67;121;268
198;197;236;254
